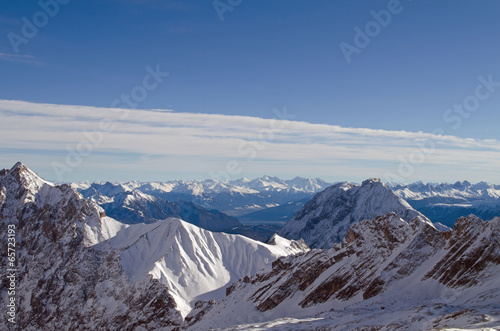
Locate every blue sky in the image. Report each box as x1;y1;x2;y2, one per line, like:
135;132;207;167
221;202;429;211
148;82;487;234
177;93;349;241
0;0;499;183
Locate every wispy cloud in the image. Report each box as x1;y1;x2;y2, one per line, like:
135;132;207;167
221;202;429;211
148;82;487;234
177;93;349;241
0;99;499;182
0;53;40;65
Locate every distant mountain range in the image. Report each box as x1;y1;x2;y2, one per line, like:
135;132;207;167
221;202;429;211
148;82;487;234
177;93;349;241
78;180;306;242
389;181;500;227
73;177;500;230
75;176;332;241
73;176;331;217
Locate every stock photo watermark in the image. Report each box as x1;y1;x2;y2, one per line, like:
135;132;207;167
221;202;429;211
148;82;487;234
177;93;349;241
7;0;72;54
51;64;169;181
5;224;17;324
442;74;500;130
213;0;243;22
339;0;406;64
209;106;295;182
384;74;499;183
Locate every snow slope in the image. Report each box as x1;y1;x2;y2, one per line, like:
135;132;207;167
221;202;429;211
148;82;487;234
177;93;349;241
191;213;500;330
112;218;308;317
279;178;429;248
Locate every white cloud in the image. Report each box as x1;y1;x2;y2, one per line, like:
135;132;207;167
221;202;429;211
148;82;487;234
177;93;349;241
0;53;40;65
1;99;499;182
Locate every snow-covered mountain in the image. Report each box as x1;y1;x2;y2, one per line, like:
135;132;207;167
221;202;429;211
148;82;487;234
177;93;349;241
97;189;241;230
2;163;499;330
191;213;500;330
82;186;281;241
0;163;183;329
389;181;500;227
75;176;331;218
98;189;179;224
278;178;428;249
113;218;308;317
0;163;308;329
389;180;500;201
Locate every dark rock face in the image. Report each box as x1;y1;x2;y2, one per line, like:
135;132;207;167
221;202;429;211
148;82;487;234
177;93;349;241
0;163;182;330
184;300;216;328
423;215;500;288
218;212;499;315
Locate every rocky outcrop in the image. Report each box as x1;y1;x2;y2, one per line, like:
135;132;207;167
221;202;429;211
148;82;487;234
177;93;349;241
0;162;182;330
257;213;444;310
192;212;499;330
423;215;500;288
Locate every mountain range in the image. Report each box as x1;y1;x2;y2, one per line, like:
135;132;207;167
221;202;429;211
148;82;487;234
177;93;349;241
0;163;308;329
74;176;331;218
389;181;500;227
191;212;500;330
1;162;499;330
80;184;282;242
73;177;500;230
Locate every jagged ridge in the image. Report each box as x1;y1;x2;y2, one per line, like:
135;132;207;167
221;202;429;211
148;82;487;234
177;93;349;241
192;213;500;330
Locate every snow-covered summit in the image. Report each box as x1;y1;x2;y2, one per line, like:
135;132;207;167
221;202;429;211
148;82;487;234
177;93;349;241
0;161;54;196
114;217;308;317
278;178;428;249
362;177;382;185
0;162;183;329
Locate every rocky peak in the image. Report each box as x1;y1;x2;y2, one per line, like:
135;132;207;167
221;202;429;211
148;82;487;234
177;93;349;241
452;214;485;234
1;162;54;203
278;178;426;248
361;177;382;186
0;163;183;329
